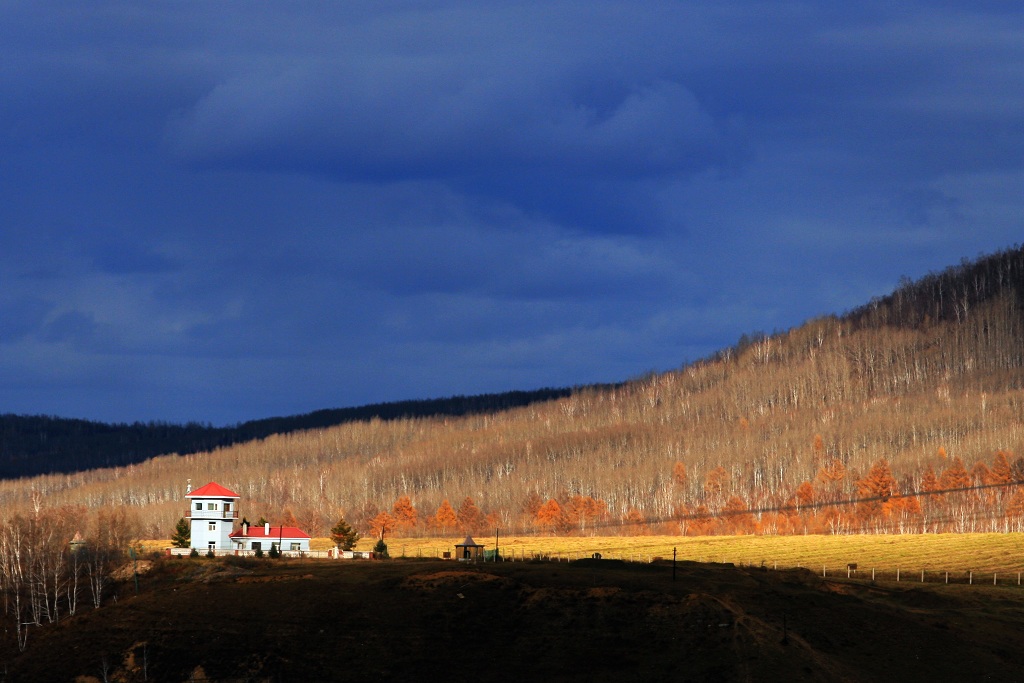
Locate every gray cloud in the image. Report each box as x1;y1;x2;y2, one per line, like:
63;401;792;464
0;1;1022;423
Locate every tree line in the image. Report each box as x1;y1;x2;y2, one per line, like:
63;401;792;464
0;506;140;652
0;388;573;479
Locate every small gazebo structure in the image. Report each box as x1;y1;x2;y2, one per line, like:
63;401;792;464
455;536;484;561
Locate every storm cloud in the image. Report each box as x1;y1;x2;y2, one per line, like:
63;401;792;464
1;1;1022;423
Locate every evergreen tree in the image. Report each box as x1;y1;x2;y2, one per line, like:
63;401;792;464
330;516;360;551
373;538;389;559
170;517;191;548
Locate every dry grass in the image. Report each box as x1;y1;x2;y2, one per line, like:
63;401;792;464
142;532;1024;574
327;532;1024;574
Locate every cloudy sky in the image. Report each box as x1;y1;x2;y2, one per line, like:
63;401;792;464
2;2;1022;425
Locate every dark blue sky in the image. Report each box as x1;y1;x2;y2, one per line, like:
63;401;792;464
2;2;1022;425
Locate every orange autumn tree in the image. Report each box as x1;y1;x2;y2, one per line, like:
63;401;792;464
623;507;650;535
1005;489;1024;532
456;497;485;535
391;495;418;535
816;458;846;496
984;450;1014;506
687;504;716;536
430;499;458;535
565;495;608;534
991;450;1014;485
535;498;566;535
672;461;688;488
367;510;395;540
703;466;729;506
855;458;898;530
721;495;754;535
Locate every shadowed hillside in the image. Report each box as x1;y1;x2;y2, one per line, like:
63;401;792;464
2;246;1024;541
0;388;573;478
5;557;1024;682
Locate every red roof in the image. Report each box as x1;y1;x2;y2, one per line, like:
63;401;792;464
229;525;311;540
186;482;240;499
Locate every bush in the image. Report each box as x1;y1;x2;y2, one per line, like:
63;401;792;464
206;549;215;559
189;548;199;558
223;555;262;570
373;539;389;559
268;544;281;559
254;547;263;558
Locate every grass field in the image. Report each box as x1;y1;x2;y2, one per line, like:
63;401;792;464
144;532;1024;575
355;533;1024;575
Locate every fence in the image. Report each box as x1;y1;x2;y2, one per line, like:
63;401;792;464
166;545;1024;586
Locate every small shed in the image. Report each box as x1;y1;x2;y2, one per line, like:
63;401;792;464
455;536;484;561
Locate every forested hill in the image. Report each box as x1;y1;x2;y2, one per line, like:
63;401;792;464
0;388;572;479
5;244;1024;543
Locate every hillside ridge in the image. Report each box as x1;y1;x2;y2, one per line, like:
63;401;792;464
0;387;573;478
2;244;1024;542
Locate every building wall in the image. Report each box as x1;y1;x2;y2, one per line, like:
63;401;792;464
233;537;310;552
188;497;237;550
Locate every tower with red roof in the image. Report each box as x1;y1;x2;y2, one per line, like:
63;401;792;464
185;481;240;552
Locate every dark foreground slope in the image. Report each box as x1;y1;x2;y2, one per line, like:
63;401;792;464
4;557;1024;682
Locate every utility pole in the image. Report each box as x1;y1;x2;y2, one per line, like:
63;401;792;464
495;527;499;562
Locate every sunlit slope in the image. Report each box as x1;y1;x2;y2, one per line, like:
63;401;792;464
4;246;1024;538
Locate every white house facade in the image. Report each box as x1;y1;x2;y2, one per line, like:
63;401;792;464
229;521;311;553
185;481;241;552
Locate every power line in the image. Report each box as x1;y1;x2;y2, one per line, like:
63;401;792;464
573;478;1024;533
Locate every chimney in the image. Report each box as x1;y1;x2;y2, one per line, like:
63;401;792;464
242;520;249;535
265;522;270;535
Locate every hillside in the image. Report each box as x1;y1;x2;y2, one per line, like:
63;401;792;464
6;557;1024;682
2;245;1024;541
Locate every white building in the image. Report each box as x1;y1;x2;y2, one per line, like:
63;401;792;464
185;481;240;552
230;520;311;553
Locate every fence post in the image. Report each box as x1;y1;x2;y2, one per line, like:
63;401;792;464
945;571;948;584
897;567;900;582
970;571;973;585
994;573;998;586
921;570;924;583
872;568;875;581
822;565;826;578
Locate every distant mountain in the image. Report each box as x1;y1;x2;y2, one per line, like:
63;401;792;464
0;388;573;479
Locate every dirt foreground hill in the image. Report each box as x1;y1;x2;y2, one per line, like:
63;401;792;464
5;556;1024;682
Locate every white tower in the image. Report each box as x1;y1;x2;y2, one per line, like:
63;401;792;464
185;482;240;552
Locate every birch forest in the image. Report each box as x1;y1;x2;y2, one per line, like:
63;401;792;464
3;246;1024;545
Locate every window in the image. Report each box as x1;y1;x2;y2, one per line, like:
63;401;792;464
208;522;216;531
207;503;217;511
195;502;201;510
290;543;301;551
252;542;261;551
